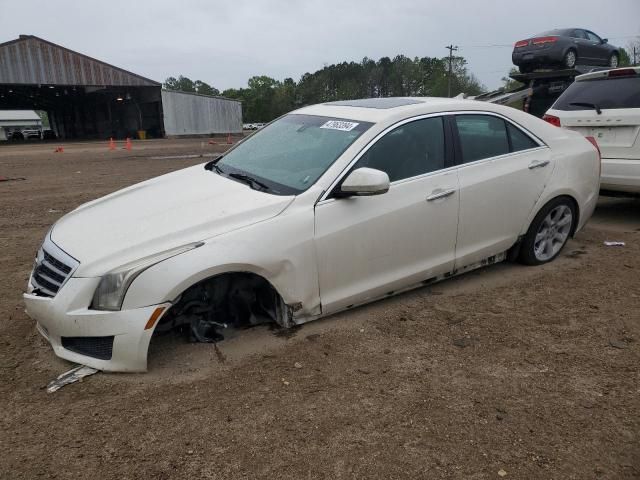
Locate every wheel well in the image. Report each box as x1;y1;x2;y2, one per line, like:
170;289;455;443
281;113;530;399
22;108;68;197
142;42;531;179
154;272;289;342
564;195;580;236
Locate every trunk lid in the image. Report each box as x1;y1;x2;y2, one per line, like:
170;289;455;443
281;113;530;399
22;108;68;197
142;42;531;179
553;109;640;159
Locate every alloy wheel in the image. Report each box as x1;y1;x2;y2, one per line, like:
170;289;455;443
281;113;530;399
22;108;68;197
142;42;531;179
565;51;577;68
533;205;573;262
610;55;619;68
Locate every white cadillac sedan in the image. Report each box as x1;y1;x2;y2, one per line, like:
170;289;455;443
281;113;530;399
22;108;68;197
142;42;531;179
24;98;601;372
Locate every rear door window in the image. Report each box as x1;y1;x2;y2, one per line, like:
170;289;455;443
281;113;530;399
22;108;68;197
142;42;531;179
571;29;587;39
507;123;539;152
552;76;640;110
455;115;510;163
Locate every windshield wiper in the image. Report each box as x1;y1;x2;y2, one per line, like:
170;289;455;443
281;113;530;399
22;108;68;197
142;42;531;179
210;163;225;175
569;102;602;115
228;172;270;191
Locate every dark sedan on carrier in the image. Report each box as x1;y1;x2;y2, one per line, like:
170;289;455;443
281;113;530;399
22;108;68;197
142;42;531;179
512;28;619;73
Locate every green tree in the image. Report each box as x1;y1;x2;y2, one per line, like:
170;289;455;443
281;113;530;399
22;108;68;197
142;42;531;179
501;67;523;91
164;76;220;96
208;52;486;122
626;37;640;65
163;75;195;92
618;48;631;67
194;80;219;96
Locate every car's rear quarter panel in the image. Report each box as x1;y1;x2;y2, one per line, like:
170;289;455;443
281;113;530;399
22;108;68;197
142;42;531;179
531;130;600;233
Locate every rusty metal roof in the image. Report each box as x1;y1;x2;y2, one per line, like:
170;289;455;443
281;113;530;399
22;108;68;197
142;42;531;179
0;35;160;87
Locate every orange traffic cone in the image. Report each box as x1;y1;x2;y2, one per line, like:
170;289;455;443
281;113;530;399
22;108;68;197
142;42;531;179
226;133;232;145
54;146;64;153
124;137;132;151
208;139;218;145
109;138;116;151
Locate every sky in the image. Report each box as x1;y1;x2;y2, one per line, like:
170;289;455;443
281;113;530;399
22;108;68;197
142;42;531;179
1;0;639;92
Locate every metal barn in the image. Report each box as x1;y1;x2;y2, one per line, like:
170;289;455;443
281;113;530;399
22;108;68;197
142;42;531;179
0;35;242;139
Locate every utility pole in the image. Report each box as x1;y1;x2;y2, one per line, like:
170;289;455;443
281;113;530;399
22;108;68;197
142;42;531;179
446;44;459;97
634;46;638;66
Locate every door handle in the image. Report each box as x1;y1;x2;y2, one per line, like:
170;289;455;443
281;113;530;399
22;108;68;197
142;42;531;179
528;160;550;170
426;188;456;201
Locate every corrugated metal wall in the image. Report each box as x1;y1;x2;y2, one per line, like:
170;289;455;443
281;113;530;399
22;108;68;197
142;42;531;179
161;90;242;136
0;36;158;87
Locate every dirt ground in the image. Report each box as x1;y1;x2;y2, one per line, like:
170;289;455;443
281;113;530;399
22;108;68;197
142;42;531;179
0;138;639;479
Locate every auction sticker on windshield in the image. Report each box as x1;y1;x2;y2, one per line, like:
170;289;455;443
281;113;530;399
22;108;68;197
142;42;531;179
320;120;360;132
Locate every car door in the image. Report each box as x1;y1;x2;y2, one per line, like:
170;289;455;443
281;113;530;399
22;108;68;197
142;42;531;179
584;30;606;64
569;29;590;63
453;113;553;268
314;116;459;315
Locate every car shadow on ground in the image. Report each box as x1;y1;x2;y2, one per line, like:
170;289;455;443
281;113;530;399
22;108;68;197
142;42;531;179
590;196;640;233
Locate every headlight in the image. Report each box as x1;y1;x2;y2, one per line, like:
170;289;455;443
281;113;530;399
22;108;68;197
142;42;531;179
92;242;203;311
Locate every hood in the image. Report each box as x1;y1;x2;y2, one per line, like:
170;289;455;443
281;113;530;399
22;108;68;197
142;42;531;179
51;164;294;277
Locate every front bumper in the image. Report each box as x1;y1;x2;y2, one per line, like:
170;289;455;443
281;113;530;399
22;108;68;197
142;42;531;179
600;158;640;194
24;276;169;372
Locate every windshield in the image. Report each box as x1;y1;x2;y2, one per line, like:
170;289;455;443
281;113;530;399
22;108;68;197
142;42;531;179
215;114;373;195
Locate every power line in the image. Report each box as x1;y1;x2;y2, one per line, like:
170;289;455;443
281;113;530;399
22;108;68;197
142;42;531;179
459;44;512;49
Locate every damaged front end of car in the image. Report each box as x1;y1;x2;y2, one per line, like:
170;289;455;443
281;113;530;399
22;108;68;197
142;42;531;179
153;272;293;343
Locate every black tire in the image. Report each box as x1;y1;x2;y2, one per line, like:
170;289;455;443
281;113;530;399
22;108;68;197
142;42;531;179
609;53;619;68
563;49;577;69
519;197;576;266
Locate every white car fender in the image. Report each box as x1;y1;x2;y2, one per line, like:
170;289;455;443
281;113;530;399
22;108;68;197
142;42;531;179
122;195;321;322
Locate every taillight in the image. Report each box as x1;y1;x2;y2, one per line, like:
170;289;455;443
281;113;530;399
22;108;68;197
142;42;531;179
514;40;529;48
532;36;558;45
543;114;561;127
608;68;637;78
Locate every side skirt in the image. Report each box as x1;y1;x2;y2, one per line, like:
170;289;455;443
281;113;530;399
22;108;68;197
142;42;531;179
293;252;507;325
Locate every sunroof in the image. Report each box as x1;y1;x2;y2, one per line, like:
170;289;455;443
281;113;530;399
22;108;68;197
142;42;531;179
324;98;424;109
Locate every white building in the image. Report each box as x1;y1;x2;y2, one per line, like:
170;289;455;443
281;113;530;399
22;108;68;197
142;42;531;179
0;110;42;141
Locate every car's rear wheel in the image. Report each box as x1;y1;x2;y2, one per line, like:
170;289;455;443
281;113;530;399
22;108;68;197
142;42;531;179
609;53;619;68
563;49;577;69
519;197;576;265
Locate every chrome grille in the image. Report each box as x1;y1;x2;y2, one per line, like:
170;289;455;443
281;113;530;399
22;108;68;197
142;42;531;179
30;236;79;297
43;250;72;275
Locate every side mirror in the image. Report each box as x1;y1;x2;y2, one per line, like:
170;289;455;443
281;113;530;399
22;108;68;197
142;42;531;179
602;38;608;44
339;167;390;197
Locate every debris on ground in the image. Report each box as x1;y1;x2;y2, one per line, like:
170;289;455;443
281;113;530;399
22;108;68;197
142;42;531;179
498;469;507;477
495;405;508;421
566;249;588;258
604;241;625;247
0;176;26;183
609;339;629;349
294;362;303;369
46;365;99;393
453;337;477;348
